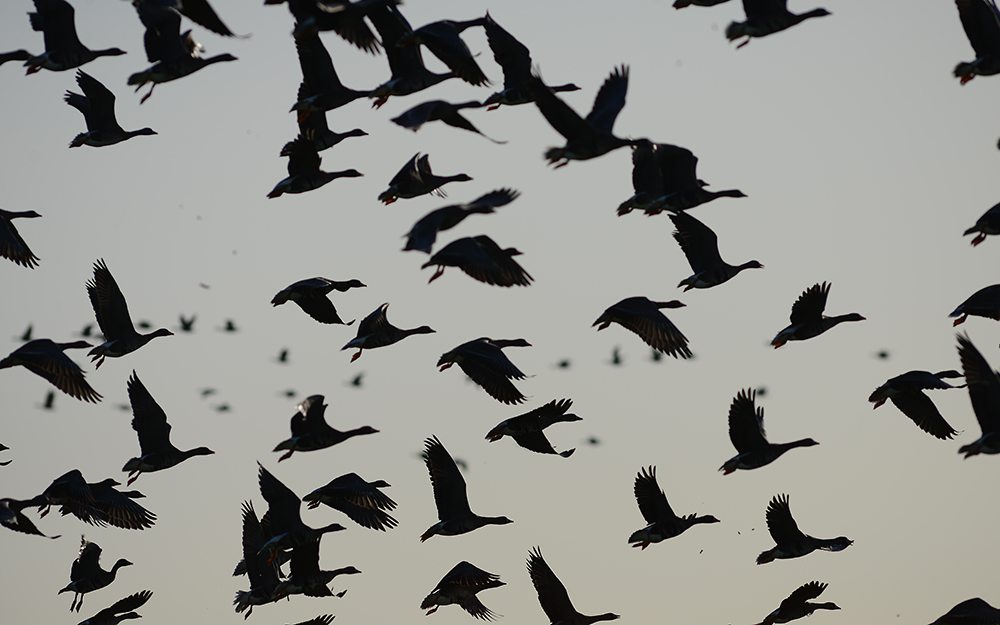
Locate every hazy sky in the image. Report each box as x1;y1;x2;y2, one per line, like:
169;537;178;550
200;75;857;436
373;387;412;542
2;1;999;624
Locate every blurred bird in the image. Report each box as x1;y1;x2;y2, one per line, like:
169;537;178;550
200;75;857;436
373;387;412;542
0;209;41;268
754;581;839;625
422;235;533;287
670;211;763;290
271;278;365;324
482;14;579;109
64;71;156;148
527;547;620;625
24;0;126;74
397;17;490;85
771;282;865;347
86;259;174;368
421;561;505;620
486;399;581;457
869;370;963;440
720;389;818;474
392;100;505;143
756;495;852;564
963;201;1000;245
593;297;691;359
928;597;1000;625
379;153;471;203
951;284;1000;325
273;394;378;461
956;334;1000;457
41;390;56;410
403;189;518;254
342;303;435;362
76;590;152;625
1;497;58;537
275;349;289;364
222;319;238;332
59;536;133;612
726;0;831;49
438;338;531;404
267;136;363;198
303;472;398;531
177;314;196;332
628;466;719;549
272;0;386;52
954;0;1000;83
1;339;101;402
421;435;513;541
18;324;34;342
144;0;239;37
0;50;32;67
347;373;364;388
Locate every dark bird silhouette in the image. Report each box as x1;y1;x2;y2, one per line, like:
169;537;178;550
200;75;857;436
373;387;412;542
754;581;839;625
1;497;58;538
438;338;531;404
964;201;1000;245
422;235;533;287
144;0;239;37
771;282;865;347
342;303;435;362
726;0;831;49
951;284;1000;325
720;389;818;474
757;495;852;564
25;0;126;74
593;297;691;359
397;17;490;85
928;597;1000;624
273;541;360;599
404;189;518;253
286;83;367;154
482;14;579;109
869;370;964;440
257;464;346;562
178;314;195;332
392;100;505;143
273;394;378;461
59;536;132;612
234;501;281;618
378;153;471;203
32;470;156;530
76;590;152;625
528;65;640;167
275;348;289;364
527;547;620;625
0;209;41;268
956;334;1000;457
954;0;1000;83
268;136;363;198
303;472;398;531
64;70;156;148
485;398;581;457
121;371;215;485
86;259;174;368
420;436;512;541
269;0;386;53
670;211;763;290
271;278;365;324
290;31;371;121
127;1;237;103
674;0;733;7
18;324;34;342
628;466;720;549
421;561;505;620
1;339;101;402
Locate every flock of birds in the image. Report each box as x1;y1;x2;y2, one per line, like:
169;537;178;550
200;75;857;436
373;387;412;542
2;0;1000;624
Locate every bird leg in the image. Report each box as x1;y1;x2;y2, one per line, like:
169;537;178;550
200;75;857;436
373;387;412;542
427;266;445;283
139;85;156;105
350;349;364;362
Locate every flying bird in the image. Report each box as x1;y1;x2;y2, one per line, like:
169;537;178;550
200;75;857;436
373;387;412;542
670;211;763;290
486;398;581;457
76;590;152;625
770;282;865;347
257;463;346;561
272;394;378;461
64;70;156;148
756;494;852;564
341;303;435;362
289;31;371;121
378;153;471;203
720;389;818;474
421;561;505;620
482;13;579;108
726;0;831;49
31;469;156;530
956;333;1000;457
392;100;505;143
303;472;398;531
59;536;133;612
267;136;363;198
396;17;490;86
404;189;518;253
438;338;531;404
0;209;41;268
271;278;365;325
928;597;1000;625
869;370;963;440
24;0;126;73
754;581;839;625
422;235;533;287
963;200;1000;245
1;497;58;538
233;501;281;618
628;466;720;549
526;547;620;625
593;297;691;359
1;339;100;402
954;0;1000;83
951;284;1000;325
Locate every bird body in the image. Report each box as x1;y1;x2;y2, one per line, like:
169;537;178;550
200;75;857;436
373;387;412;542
628;466;719;549
951;284;1000;325
720;389;817;474
25;0;126;74
527;547;619;625
964;201;1000;245
341;303;434;361
379;153;471;203
869;370;963;440
593;297;691;358
76;590;152;625
0;209;41;268
755;581;839;625
482;14;579;108
404;189;517;253
771;282;864;347
485;398;581;457
726;0;831;48
422;235;533;286
670;211;762;290
929;597;1000;625
271;277;365;324
273;394;378;461
31;469;156;530
954;0;1000;83
303;472;398;530
1;339;100;402
64;71;156;148
956;334;1000;457
757;494;852;564
438;338;531;404
268;136;363;198
59;537;132;612
421;561;504;620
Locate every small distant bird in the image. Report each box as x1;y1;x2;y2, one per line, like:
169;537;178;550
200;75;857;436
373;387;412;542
610;346;623;366
422;235;533;287
593;297;691;359
928;597;1000;625
485;398;582;457
954;0;1000;83
720;389;818;474
378;153;471;204
726;0;831;49
121;371;215;485
271;277;365;324
86;260;173;368
213;403;231;412
268;136;363;198
869;370;963;440
178;315;195;332
275;349;289;363
303;472;397;531
421;561;505;620
0;209;42;268
1;339;101;402
341;303;435;362
555;359;571;369
59;536;133;612
438;338;531;404
76;590;152;625
1;497;58;537
670;212;762;290
392;100;505;143
24;0;126;74
756;494;852;564
397;17;490;86
41;390;56;410
272;394;378;461
956;333;1000;457
771;282;864;347
528;65;641;167
18;324;34;342
64;71;156;148
964;201;1000;245
222;319;238;332
754;581;839;625
347;373;364;388
420;436;513;541
526;547;620;625
628;466;720;549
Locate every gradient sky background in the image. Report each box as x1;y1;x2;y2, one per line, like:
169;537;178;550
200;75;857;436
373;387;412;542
2;0;999;623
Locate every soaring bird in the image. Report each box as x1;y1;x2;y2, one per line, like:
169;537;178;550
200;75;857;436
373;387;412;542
438;338;531;404
726;0;831;49
950;284;1000;325
770;282;864;348
421;561;505;620
422;235;533;287
754;581;839;625
670;211;762;290
482;14;579;108
420;436;513;541
954;0;1000;83
527;547;619;625
404;189;518;253
720;389;818;474
756;495;852;564
869;370;963;440
303;472;398;531
59;536;133;612
341;303;435;362
64;71;156;148
928;597;1000;625
267;136;363;198
76;590;152;625
271;277;365;324
379;153;471;203
86;259;174;368
956;334;1000;457
1;339;100;402
528;65;641;167
628;466;719;549
964;201;1000;245
0;209;41;268
272;394;378;461
593;297;691;359
24;0;126;73
486;398;581;457
121;371;215;485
